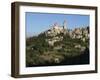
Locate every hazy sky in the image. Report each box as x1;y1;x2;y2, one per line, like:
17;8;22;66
26;12;89;37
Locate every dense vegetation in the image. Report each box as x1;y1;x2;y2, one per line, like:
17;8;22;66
26;32;89;67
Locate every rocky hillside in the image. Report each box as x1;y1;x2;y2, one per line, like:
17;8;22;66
26;21;89;67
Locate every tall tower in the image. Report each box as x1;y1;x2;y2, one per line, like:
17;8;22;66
63;20;67;29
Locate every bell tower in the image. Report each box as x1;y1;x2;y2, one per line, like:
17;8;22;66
63;20;67;29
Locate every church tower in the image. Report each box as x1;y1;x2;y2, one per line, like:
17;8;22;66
63;20;67;29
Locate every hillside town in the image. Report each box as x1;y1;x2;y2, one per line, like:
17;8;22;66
40;20;89;47
26;20;89;67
